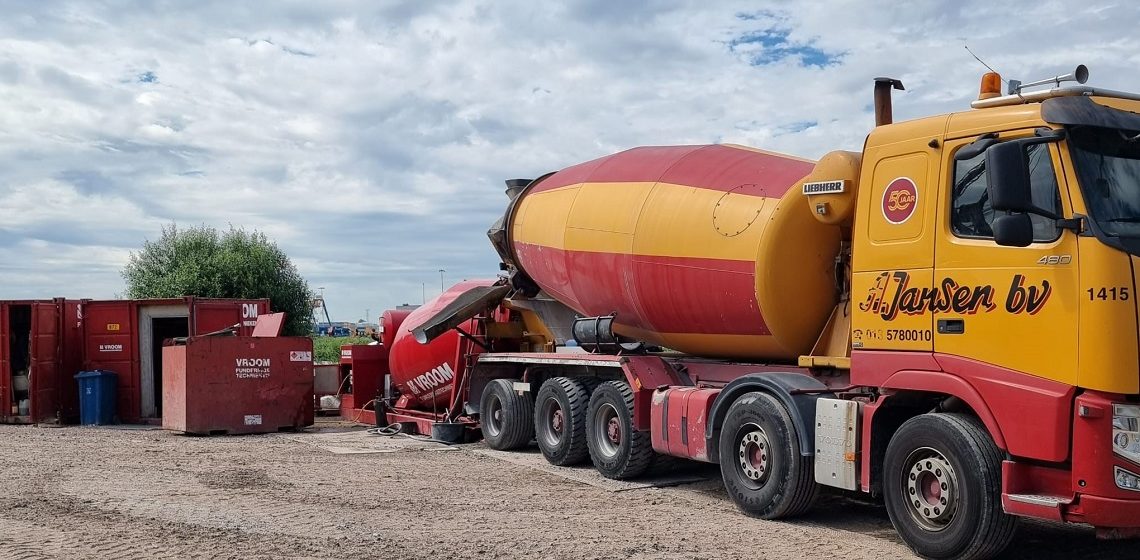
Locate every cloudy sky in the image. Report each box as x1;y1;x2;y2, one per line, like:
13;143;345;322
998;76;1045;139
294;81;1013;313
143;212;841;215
1;1;1137;322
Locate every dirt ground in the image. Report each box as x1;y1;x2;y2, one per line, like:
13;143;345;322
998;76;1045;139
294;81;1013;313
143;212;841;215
0;420;1135;560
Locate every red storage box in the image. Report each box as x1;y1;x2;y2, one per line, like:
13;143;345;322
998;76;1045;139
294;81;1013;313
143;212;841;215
162;336;313;435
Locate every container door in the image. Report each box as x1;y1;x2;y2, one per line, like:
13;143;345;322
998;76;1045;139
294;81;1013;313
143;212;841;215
0;303;10;420
29;301;62;423
933;134;1079;386
59;300;85;422
83;301;138;422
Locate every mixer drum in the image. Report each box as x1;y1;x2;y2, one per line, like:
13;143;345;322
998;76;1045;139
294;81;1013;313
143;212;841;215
505;144;841;361
387;280;494;408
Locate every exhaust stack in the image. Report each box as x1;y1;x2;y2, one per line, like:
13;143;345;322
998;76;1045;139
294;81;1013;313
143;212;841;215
873;77;905;126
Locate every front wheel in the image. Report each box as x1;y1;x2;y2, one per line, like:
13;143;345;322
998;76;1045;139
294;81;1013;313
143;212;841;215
718;391;818;519
883;413;1016;560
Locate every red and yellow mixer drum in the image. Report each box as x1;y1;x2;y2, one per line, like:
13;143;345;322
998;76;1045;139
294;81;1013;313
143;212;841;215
502;144;844;361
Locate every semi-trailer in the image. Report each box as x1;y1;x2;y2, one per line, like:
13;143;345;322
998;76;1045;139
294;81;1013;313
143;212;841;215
371;67;1140;560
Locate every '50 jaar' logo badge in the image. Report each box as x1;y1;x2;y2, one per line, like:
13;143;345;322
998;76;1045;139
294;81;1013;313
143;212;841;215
882;177;918;224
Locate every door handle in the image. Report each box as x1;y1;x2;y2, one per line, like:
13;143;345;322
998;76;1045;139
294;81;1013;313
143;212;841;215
937;319;965;334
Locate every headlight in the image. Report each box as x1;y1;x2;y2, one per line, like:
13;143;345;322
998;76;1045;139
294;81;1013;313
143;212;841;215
1113;404;1140;465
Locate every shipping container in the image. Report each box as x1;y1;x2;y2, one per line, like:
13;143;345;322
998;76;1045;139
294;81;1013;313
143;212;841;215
0;299;83;424
80;297;269;423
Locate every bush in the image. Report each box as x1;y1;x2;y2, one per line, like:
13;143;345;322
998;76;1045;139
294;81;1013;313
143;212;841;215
122;224;314;336
313;336;374;363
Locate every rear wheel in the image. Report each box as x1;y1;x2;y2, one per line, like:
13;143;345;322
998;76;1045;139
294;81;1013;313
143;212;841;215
883;413;1016;560
534;377;593;465
586;381;654;479
718;391;818;519
479;379;533;450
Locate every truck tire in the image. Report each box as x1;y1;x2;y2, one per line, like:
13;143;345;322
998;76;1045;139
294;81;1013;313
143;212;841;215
718;391;818;519
586;380;654;479
480;379;533;450
883;413;1016;560
534;377;593;465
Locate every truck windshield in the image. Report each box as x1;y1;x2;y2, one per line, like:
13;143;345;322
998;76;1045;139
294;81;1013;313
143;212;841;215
1069;126;1140;237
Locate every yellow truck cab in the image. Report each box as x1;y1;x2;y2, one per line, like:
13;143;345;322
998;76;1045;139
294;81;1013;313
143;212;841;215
846;71;1140;555
853;81;1140;397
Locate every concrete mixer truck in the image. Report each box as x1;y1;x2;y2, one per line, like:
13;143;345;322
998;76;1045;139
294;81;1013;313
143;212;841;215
376;68;1140;560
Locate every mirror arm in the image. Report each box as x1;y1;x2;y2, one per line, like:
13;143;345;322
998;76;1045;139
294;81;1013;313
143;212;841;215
955;132;999;161
1057;214;1084;234
959;129;1062;163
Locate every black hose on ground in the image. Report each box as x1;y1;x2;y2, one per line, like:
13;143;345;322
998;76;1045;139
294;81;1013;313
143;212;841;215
365;423;459;446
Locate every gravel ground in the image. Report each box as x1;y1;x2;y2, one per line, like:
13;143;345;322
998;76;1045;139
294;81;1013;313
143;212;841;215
0;420;1135;560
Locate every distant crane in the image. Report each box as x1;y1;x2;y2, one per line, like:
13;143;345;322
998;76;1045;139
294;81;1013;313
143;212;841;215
312;287;337;336
312;296;332;325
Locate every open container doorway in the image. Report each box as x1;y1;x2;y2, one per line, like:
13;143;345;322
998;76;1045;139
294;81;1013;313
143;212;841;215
138;305;189;420
5;305;32;418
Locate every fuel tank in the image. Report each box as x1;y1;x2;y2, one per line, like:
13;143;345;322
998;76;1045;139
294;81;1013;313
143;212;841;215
387;280;493;408
501;144;842;361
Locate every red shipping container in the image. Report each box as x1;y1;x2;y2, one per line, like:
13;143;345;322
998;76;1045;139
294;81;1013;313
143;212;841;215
0;299;84;424
161;336;314;435
82;297;269;423
2;296;269;425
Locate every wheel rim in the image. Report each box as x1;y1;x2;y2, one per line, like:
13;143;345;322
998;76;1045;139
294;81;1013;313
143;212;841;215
735;423;771;487
537;396;565;448
592;402;621;459
485;394;503;438
902;446;959;532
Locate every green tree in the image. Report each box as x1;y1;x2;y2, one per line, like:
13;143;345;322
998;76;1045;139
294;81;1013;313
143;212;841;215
122;224;315;336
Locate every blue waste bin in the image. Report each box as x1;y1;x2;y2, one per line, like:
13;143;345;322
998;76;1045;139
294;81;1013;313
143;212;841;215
75;370;117;425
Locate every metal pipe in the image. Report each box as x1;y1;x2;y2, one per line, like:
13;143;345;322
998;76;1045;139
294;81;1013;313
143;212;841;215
1013;65;1088;94
874;77;905;126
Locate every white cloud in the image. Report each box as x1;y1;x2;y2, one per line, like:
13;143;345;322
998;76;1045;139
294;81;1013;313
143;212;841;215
1;0;1137;321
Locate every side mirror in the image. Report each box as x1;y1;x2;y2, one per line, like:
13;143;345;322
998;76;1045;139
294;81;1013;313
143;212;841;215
984;134;1063;219
985;142;1035;213
993;213;1034;247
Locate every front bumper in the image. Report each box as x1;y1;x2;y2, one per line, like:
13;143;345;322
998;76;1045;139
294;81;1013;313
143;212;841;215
1069;493;1140;528
1002;391;1140;530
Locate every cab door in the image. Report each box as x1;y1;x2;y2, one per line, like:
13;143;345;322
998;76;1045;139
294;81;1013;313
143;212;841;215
851;131;943;353
933;132;1079;386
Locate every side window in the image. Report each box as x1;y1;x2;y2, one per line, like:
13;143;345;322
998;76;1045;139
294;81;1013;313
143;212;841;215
951;143;1062;242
